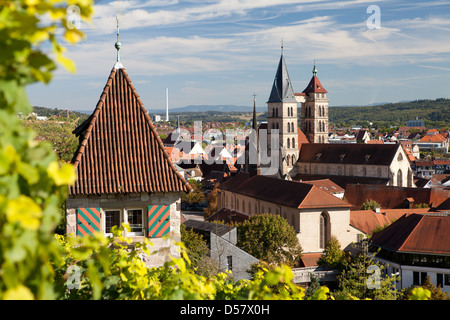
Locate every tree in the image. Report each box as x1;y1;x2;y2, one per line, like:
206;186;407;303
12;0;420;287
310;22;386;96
317;236;350;270
180;224;219;277
203;183;218;218
401;276;450;300
23;120;79;163
0;0;93;299
361;199;381;210
237;214;302;267
334;247;399;300
181;178;205;205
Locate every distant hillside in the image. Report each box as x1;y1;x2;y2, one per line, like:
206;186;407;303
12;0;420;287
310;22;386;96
328;98;450;128
32;98;450;129
149;105;266;114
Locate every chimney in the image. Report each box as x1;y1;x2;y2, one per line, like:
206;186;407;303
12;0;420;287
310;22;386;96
375;207;381;214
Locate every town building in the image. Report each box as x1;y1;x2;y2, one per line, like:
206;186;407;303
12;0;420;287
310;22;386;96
183;219;259;281
291;143;415;187
370;214;450;294
66;32;191;268
216;172;360;254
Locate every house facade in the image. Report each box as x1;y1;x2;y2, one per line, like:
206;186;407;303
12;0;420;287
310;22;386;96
66;58;191;268
183;219;259;281
291;143;416;187
216;172;361;254
370;214;450;294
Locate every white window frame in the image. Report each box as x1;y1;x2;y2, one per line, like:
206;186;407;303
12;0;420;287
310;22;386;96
103;209;122;237
124;208;145;237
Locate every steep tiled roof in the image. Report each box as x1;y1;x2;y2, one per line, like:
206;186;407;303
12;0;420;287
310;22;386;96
302;75;327;94
267;54;297;103
370;214;450;255
70;64;192;195
219;172;351;209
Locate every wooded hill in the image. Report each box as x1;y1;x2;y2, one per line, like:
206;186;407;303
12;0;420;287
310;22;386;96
32;97;450;130
328;98;450;129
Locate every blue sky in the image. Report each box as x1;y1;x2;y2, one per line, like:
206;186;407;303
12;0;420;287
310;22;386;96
27;0;450;113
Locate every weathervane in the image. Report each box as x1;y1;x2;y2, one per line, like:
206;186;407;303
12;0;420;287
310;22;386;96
115;16;121;62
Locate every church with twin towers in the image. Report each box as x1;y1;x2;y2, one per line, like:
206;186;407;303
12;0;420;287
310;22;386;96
255;48;329;179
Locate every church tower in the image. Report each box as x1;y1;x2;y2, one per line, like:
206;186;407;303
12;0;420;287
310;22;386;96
267;48;299;178
301;63;329;144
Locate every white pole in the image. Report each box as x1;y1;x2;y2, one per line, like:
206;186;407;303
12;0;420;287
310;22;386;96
165;88;169;121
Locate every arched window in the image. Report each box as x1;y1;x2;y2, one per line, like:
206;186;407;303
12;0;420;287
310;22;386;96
291;122;294;132
397;169;403;187
292;138;295;149
286;155;290;166
291;107;294;117
320;212;330;249
287;138;290;149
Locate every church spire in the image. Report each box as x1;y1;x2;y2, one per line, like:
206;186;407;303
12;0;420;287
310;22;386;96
313;60;317;76
252;93;257;131
267;50;296;103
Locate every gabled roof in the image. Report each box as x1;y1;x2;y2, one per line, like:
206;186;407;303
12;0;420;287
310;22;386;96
70;64;191;195
297;143;400;165
370;214;450;255
218;172;351;209
267;54;297;103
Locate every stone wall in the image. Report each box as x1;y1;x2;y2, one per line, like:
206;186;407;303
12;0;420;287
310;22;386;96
66;192;182;268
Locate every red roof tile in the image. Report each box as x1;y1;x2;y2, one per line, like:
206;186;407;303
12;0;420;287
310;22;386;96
350;208;431;234
302;76;327;94
344;184;450;209
299;253;322;267
69;65;191;195
219;172;351;209
370;214;450;255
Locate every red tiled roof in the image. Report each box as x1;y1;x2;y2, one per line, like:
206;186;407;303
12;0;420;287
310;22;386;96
419;134;446;142
297;127;309;152
69;65;192;195
302;76;327;94
344;184;450;209
206;208;249;224
301;179;344;194
370;214;450;255
350;208;431;234
299;253;322;267
219;172;351;209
